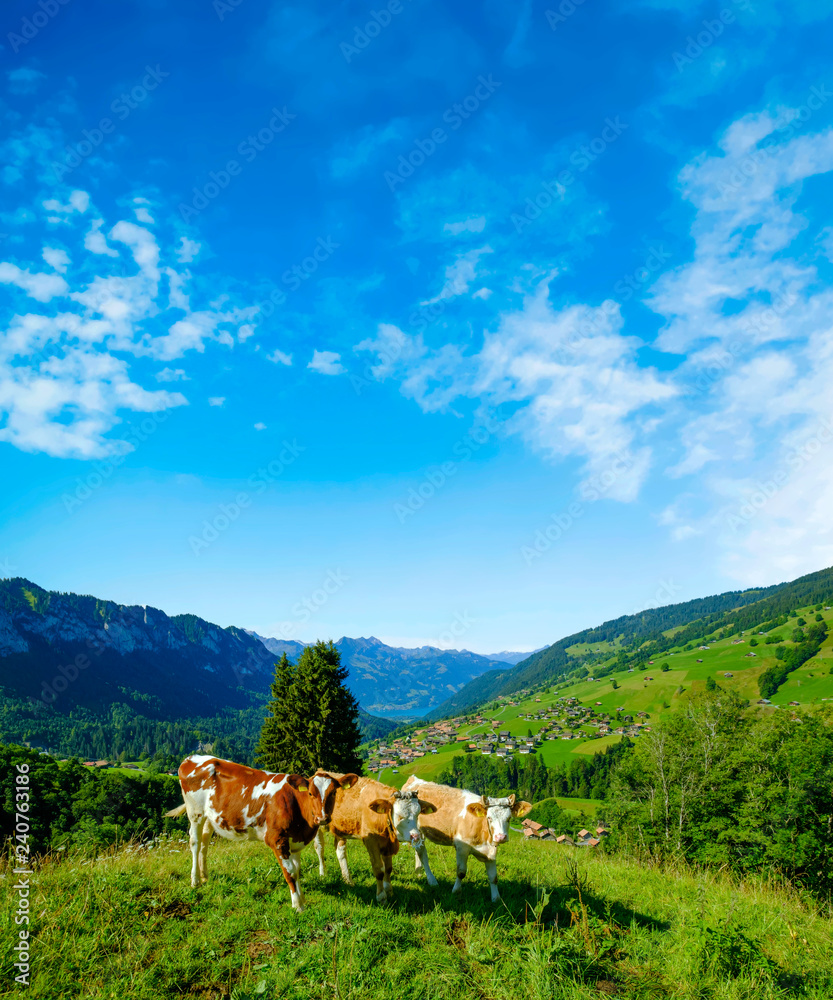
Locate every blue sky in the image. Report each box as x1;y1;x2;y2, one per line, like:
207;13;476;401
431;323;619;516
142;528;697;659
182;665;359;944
1;0;832;653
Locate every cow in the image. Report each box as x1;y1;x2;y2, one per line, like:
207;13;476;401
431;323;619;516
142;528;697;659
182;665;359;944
402;775;532;902
164;754;357;911
312;773;434;902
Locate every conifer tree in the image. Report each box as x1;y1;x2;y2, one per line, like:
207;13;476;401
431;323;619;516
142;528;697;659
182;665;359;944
255;641;363;775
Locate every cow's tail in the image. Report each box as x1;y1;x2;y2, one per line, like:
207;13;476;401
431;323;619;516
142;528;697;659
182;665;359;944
164;804;188;819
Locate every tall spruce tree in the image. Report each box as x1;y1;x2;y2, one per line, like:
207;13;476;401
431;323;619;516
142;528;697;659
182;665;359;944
255;641;363;775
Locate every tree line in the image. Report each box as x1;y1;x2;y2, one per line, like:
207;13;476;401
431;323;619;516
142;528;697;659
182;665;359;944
0;742;182;851
609;692;833;896
437;738;633;802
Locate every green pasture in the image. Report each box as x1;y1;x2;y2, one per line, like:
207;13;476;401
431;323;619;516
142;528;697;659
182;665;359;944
5;832;832;999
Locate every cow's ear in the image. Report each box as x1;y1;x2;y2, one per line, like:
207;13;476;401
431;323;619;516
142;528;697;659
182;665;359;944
369;798;392;814
511;799;533;818
418;800;437;815
507;793;516;807
287;774;309;792
339;773;359;788
467;802;487;818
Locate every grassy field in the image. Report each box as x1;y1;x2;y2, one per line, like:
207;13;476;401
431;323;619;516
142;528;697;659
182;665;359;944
4;833;832;999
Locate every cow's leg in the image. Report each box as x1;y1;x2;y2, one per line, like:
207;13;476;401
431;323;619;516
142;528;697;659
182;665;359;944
314;826;327;877
364;838;388;903
266;836;304;912
485;858;500;902
188;814;206;887
414;842;439;886
290;850;306;908
381;846;394;899
452;842;470;894
197;821;212;884
335;837;353;885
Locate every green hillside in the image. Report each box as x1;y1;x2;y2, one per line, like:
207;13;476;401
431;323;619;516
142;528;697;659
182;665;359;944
4;833;832;999
367;597;833;801
428;565;833;718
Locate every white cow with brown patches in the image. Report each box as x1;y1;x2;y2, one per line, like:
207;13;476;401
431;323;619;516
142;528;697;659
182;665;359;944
313;773;434;902
165;755;357;911
402;775;532;902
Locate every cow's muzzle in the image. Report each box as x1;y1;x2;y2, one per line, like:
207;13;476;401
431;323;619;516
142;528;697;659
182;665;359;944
492;833;508;845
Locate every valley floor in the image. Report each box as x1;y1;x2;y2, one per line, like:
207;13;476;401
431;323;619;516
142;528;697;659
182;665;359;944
2;834;832;999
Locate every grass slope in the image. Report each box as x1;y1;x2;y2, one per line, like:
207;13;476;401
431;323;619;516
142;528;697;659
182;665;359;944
365;603;833;815
429;565;833;718
5;835;832;999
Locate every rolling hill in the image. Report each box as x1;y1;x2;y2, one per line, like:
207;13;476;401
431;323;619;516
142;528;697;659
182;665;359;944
427;564;833;718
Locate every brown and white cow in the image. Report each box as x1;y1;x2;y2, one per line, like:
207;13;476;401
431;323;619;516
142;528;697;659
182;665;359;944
165;755;357;911
402;775;532;902
313;773;433;902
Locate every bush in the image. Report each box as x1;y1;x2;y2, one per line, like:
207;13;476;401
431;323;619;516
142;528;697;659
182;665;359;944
526;797;566;830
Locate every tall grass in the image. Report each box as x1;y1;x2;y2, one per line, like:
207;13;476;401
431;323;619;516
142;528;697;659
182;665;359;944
2;833;831;999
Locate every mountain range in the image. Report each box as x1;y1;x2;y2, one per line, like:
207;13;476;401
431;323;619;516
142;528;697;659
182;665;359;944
3;565;831;761
0;579;521;728
248;632;518;715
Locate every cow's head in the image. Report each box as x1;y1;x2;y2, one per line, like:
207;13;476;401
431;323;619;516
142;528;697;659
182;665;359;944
370;790;435;847
467;793;532;845
291;772;358;825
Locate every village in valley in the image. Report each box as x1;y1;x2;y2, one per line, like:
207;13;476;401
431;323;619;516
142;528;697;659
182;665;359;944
366;694;651;773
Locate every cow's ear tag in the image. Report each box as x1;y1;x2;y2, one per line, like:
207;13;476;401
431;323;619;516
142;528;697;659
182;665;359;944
298;785;308;792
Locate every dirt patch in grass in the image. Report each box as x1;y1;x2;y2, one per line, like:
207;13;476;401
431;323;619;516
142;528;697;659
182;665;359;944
142;899;192;919
246;929;277;960
445;917;469;951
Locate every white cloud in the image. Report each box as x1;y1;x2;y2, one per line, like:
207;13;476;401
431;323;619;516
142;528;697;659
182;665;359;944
267;349;293;366
7;67;47;96
0;262;68;301
644;106;833;576
43;190;90;218
84;219;119;257
42;247;70;273
176;236;201;263
423;246;493;305
0;195;257;459
134;207;155;225
254;422;267;430
444;216;486;235
308;349;346;375
358;279;676;498
208;396;225;407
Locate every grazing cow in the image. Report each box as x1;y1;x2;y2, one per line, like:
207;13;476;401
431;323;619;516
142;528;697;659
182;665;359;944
165;755;357;911
402;775;532;902
313;773;434;902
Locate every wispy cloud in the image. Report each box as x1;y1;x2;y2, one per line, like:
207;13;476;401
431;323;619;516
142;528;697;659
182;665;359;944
308;349;346;375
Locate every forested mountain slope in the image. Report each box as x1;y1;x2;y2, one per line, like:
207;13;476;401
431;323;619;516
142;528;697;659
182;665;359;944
427;565;833;717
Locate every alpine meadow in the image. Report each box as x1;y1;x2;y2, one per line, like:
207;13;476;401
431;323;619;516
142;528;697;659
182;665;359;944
2;1;833;998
